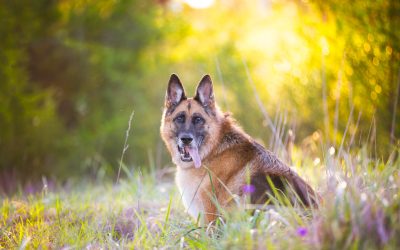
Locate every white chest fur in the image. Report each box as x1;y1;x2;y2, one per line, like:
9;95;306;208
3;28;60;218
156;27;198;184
175;169;205;219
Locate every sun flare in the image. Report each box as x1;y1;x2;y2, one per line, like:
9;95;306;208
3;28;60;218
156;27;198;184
183;0;214;9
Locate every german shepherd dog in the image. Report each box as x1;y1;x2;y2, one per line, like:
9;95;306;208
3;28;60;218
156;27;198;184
160;74;318;224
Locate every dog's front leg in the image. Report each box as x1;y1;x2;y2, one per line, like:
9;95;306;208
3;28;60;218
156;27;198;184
199;190;219;224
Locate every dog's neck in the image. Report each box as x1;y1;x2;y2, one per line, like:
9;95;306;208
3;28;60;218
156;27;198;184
208;116;252;159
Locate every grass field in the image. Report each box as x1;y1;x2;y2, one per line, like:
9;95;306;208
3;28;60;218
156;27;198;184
1;147;399;249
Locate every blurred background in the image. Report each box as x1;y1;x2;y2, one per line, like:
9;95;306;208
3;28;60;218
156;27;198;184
1;0;399;189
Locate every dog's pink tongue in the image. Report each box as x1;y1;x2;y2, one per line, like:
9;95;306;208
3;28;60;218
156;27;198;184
188;146;202;168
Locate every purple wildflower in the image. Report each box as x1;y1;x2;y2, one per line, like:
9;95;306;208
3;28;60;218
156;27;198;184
24;183;36;194
242;184;255;194
297;227;308;237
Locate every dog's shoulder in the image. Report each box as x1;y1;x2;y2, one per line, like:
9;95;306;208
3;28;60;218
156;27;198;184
216;115;253;152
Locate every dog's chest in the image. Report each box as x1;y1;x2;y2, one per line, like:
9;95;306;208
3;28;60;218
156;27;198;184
176;170;204;219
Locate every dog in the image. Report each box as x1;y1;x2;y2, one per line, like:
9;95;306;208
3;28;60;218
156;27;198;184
160;74;318;224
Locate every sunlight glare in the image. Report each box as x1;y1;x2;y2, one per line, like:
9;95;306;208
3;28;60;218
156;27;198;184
184;0;214;9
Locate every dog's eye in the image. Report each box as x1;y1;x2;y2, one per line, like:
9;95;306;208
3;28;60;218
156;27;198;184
193;116;204;125
174;115;185;124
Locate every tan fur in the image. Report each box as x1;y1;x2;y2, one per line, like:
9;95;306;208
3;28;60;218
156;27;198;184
161;75;319;224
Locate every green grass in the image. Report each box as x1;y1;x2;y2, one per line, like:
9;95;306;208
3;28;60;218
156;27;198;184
1;148;400;249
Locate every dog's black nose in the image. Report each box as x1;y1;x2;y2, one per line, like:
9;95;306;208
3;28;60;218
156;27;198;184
180;136;193;145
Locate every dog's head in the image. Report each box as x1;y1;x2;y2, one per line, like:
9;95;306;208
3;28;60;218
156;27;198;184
160;74;223;169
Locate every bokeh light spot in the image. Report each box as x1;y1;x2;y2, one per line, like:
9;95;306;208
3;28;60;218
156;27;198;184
184;0;214;9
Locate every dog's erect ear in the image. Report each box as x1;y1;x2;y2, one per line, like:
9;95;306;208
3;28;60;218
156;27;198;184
165;74;186;109
194;75;214;107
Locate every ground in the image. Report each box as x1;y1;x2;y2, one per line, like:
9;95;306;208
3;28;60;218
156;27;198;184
1;149;400;249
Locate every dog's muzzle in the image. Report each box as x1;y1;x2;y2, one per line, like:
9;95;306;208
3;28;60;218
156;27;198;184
177;134;203;168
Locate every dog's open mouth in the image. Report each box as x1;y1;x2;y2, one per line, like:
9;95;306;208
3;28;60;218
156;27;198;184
178;145;202;168
179;145;192;162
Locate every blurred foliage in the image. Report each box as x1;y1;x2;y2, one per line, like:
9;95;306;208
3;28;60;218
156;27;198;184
0;0;399;181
